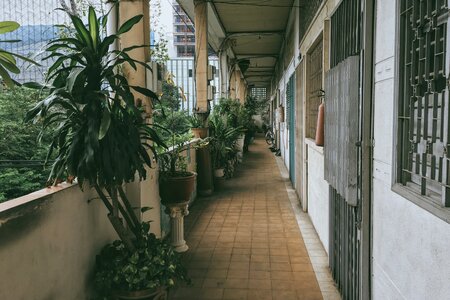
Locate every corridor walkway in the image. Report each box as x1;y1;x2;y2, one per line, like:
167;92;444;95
170;137;334;300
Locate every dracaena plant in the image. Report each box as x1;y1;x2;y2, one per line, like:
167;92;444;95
209;113;243;169
24;6;166;251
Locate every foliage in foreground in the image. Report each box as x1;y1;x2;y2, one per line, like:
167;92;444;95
94;222;189;296
25;6;166;250
0;87;52;202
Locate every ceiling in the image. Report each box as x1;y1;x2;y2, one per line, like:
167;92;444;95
177;0;295;87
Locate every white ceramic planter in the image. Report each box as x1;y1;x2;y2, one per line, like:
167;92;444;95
214;168;225;178
236;134;245;163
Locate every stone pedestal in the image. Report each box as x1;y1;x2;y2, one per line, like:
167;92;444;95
165;202;189;253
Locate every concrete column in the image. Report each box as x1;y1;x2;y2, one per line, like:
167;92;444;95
119;1;162;237
165;203;189;252
230;68;237;99
119;0;150;111
194;0;208;112
194;0;214;196
219;51;229;98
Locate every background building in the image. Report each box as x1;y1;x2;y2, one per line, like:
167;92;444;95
172;1;195;57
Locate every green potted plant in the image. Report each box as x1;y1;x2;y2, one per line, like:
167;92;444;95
209;113;243;179
158;133;198;205
188;113;208;138
24;6;182;298
94;221;190;300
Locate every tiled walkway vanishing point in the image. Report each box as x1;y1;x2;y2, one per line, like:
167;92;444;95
169;137;338;300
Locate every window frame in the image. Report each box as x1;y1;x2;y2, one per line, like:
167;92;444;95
392;0;450;223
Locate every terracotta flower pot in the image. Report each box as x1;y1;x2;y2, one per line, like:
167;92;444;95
159;172;196;204
191;127;208;138
112;286;167;300
315;102;324;146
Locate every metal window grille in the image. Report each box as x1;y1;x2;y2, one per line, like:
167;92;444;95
299;0;324;41
306;39;323;138
250;87;267;101
330;0;361;68
398;0;450;206
286;75;295;130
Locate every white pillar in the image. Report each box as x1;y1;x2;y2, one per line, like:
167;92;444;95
165;202;189;252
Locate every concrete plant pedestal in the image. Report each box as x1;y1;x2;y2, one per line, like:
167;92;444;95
165;202;189;253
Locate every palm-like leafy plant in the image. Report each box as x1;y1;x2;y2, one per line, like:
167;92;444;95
209;113;243;170
25;6;165;250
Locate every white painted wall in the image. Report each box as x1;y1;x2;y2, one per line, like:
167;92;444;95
372;0;450;299
0;184;117;300
306;140;329;254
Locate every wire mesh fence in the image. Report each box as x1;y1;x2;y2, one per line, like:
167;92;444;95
0;0;70;83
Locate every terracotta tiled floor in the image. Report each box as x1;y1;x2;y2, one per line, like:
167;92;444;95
169;137;324;300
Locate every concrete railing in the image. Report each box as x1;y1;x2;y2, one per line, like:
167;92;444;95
0;139;200;299
0;183;117;299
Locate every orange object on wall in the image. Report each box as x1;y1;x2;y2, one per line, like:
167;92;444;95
315;102;324;146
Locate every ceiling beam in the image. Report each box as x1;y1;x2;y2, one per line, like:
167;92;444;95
235;55;279;60
226;31;285;38
245;68;273;74
245;75;273;78
246;67;275;70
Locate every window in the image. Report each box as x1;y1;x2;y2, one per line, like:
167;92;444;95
251;87;267;101
397;0;450;206
306;38;323;139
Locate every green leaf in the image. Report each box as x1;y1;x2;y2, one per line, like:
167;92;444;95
99;34;117;56
70;15;94;50
0;54;19;73
99;109;111;140
88;6;99;47
0;51;16;65
0;49;40;65
0;21;19;34
117;15;143;35
0;64;13;87
22;81;46;89
0;39;20;43
129;86;159;101
140;206;153;213
66;67;84;92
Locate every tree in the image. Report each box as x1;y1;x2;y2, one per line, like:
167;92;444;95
0;87;51;201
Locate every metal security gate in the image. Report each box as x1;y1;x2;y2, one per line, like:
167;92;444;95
325;0;368;299
326;55;361;300
287;74;296;182
329;187;360;300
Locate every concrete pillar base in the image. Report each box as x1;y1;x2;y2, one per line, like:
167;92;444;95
165;202;189;253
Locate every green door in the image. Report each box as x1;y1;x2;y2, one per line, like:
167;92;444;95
287;74;295;183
